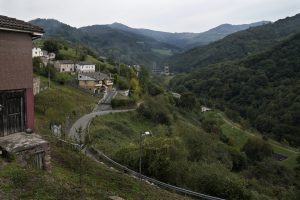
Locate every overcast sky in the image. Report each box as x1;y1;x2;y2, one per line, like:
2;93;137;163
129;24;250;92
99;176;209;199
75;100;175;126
1;0;300;33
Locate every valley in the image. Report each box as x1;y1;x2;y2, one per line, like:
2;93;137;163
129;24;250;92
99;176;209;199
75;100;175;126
1;5;300;200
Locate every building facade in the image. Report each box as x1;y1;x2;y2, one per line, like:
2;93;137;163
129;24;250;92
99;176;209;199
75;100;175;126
32;47;43;57
0;15;51;171
75;61;95;73
54;60;75;73
78;72;113;93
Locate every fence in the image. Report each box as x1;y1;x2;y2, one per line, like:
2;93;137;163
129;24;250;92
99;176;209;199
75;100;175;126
87;148;225;200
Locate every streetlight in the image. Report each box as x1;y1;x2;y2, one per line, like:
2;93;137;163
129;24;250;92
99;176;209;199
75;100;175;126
139;131;152;181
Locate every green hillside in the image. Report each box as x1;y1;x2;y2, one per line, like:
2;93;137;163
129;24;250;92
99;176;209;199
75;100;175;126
109;21;269;49
169;32;300;146
30;19;179;68
0;78;191;200
170;13;300;72
88;96;300;200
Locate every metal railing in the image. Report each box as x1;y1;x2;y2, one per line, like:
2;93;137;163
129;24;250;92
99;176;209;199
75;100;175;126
88;148;225;200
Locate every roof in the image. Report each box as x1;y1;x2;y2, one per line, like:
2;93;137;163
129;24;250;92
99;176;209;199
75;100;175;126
56;60;75;64
0;15;44;37
77;61;95;65
79;72;111;81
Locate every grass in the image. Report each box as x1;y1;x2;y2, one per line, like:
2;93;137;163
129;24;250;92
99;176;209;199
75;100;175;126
0;145;191;200
0;79;191;200
204;111;299;169
89;112;154;155
35;76;98;135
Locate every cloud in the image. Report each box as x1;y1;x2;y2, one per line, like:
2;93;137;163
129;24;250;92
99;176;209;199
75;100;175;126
0;0;299;32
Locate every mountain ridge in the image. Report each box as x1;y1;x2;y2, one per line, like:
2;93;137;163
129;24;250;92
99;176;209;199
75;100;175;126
169;13;300;72
108;21;270;49
30;18;269;67
30;18;180;67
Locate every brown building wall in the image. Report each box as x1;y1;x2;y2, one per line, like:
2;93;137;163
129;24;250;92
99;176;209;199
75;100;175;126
0;30;33;90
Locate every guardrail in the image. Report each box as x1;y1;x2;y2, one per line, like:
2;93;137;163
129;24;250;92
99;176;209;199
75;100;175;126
88;148;225;200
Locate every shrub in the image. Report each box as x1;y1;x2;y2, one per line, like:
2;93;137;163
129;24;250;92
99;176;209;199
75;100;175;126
137;96;172;125
242;138;273;161
111;98;136;108
148;83;164;96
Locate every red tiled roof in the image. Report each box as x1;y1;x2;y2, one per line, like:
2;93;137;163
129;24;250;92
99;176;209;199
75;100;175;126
0;15;43;34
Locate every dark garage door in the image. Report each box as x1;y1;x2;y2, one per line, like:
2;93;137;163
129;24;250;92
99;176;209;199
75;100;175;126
0;90;25;137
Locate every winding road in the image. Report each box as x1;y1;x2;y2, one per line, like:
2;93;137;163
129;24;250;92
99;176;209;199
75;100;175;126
69;90;134;140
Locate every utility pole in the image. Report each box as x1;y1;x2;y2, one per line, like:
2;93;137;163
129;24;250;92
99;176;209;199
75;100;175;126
139;132;142;181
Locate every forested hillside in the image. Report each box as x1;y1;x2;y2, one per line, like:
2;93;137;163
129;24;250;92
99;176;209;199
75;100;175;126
30;19;179;67
170;14;300;72
170;32;300;146
109;21;268;49
30;18;268;68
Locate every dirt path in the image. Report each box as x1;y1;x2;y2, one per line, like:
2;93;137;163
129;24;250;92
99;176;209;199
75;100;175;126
218;113;299;154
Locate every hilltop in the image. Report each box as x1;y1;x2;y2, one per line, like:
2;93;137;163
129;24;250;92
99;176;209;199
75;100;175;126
169;13;300;72
109;21;269;49
30;18;268;68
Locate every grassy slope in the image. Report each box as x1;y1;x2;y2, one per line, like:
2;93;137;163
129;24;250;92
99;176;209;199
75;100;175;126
89;111;154;156
90;108;299;170
0;79;190;200
203;111;299;169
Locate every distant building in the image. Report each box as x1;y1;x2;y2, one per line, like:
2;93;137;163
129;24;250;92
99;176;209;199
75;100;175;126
54;60;75;73
78;72;113;93
171;92;181;99
48;52;56;60
164;66;170;76
32;47;43;57
75;61;95;73
201;106;212;112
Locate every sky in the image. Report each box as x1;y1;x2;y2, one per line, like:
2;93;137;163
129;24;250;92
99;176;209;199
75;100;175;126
1;0;300;33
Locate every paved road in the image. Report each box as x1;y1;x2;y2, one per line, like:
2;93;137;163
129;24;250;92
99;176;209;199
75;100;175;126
69;90;133;141
93;90;117;112
69;109;134;141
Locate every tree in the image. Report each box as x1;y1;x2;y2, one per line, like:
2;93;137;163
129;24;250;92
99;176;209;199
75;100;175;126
130;78;141;98
242;138;273;161
43;39;59;54
178;92;197;109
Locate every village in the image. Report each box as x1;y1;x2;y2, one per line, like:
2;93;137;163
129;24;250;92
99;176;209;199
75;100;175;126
0;15;174;172
32;46;115;95
2;4;299;198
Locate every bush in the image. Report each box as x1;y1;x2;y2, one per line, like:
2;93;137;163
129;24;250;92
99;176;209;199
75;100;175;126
54;73;73;85
137;96;172;125
111;98;136;108
177;92;197;109
201;118;222;134
148;83;164;96
117;77;130;90
242;138;273;161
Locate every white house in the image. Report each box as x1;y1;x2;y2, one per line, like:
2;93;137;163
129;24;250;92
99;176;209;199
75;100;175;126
32;47;43;58
75;61;95;73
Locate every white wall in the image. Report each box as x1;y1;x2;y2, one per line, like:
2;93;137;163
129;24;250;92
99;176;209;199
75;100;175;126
32;47;43;58
75;64;95;73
